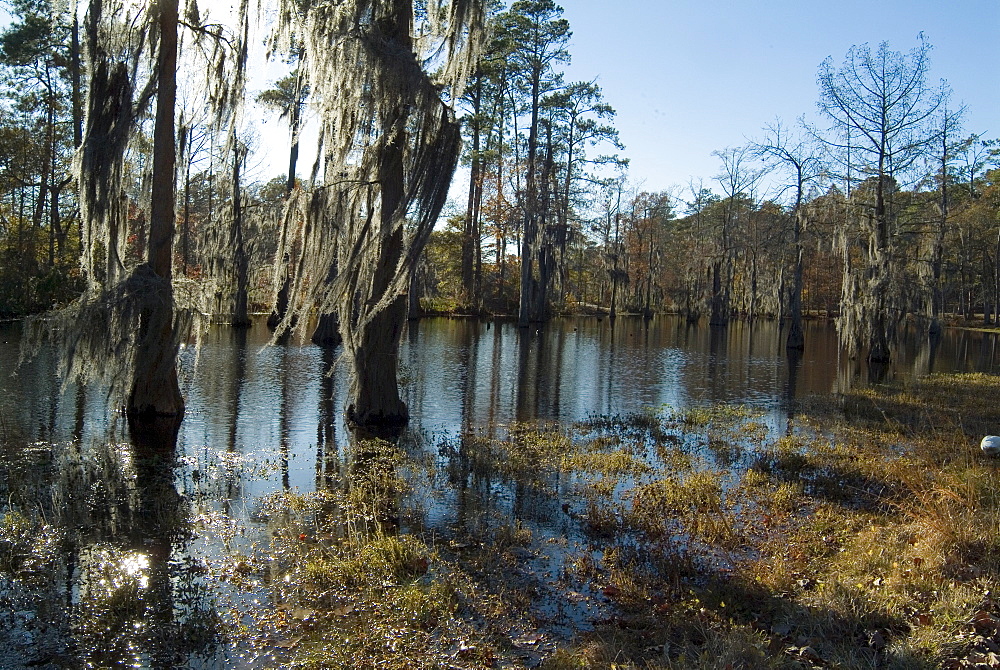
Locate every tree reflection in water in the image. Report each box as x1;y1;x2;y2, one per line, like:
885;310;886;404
2;316;1000;666
0;414;225;668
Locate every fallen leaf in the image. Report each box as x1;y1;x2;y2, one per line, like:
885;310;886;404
512;632;544;648
973;610;1000;633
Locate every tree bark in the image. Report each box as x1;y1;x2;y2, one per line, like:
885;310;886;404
231;142;250;327
345;127;408;427
71;9;83;150
786;209;805;349
463;72;482;310
518;61;542;327
128;0;183;418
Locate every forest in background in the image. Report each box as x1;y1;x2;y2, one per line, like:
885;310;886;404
5;3;1000;666
1;0;998;359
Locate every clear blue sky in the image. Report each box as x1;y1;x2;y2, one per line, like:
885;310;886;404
557;0;1000;196
2;1;994;203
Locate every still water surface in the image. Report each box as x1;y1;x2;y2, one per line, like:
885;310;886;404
5;316;1000;448
0;316;998;667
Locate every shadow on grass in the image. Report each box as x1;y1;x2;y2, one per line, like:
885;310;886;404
551;564;934;669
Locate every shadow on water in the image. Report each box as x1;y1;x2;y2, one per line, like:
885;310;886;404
2;316;1000;667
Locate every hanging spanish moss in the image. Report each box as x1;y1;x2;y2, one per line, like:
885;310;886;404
271;0;486;427
25;0;254;415
834;177;906;364
24;0;164;408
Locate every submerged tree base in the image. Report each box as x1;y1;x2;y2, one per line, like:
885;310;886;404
345;401;409;433
127;412;183;452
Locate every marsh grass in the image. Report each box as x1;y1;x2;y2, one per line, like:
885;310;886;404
323;372;1000;669
8;375;1000;668
253;383;991;668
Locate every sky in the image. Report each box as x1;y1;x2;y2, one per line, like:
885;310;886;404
1;0;996;204
553;0;1000;198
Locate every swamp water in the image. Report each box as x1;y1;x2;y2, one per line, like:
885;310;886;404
0;316;997;668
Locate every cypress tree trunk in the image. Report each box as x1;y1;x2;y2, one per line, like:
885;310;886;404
231;143;251;327
344;127;408;427
128;0;183;418
312;264;342;346
518;63;542;327
463;72;482;311
269;63;305;331
71;9;82;150
709;262;725;326
276;0;483;429
786;210;805;349
868;177;892;363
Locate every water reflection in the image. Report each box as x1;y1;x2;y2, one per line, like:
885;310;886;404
0;413;224;668
316;345;340;491
75;416;208;668
2;316;999;667
5;315;1000;454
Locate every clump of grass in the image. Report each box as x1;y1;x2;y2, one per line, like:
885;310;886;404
629;470;739;547
0;509;34;573
580;410;670;442
560;450;651;476
491;519;533;551
254;490;475;668
0;509;64;590
581;497;625;537
665;404;756;428
301;533;433;590
454;422;575;483
888;463;1000;574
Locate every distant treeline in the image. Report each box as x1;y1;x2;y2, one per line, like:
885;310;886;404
1;1;997;364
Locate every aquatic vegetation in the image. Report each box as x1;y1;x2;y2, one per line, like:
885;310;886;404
438;373;1000;668
2;372;1000;667
560;450;651;477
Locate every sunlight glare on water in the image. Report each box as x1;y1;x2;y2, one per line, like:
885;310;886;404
0;315;998;667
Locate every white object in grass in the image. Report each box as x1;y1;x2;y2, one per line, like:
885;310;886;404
981;435;1000;456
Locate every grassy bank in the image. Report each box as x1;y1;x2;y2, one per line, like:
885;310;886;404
232;372;1000;669
4;372;1000;668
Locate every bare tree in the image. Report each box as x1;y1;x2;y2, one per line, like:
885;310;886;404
711;145;765;326
817;35;946;362
922;104;963;336
753;119;823;348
